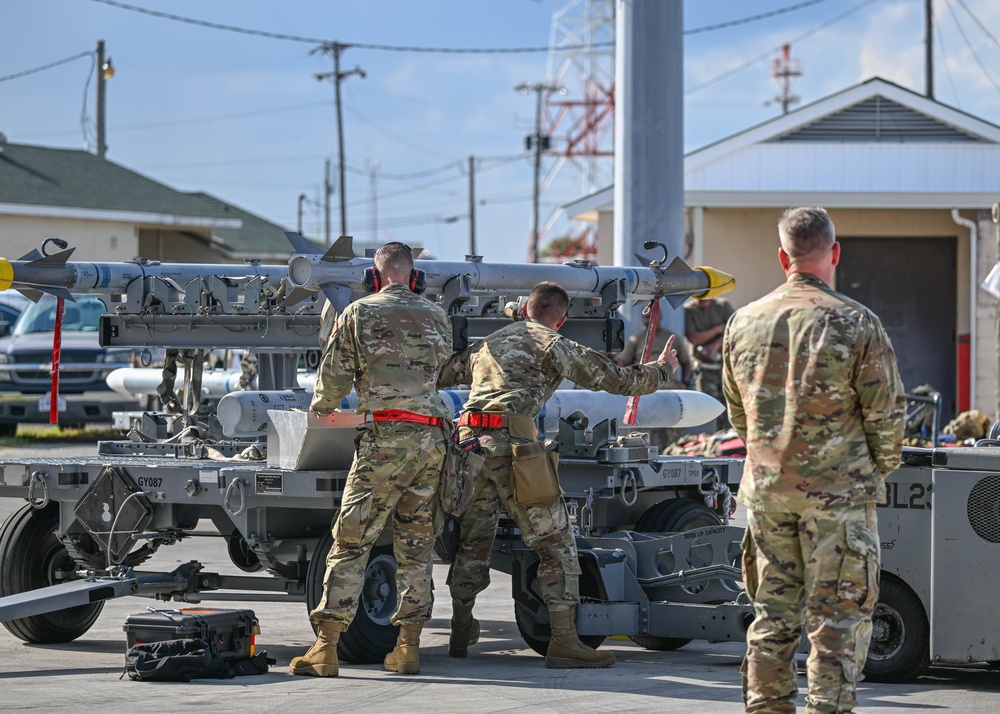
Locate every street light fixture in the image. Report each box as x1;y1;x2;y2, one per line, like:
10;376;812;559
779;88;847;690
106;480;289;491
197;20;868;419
516;82;565;263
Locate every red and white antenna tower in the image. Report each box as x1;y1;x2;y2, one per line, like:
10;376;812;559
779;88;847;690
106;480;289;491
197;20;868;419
770;43;803;114
535;0;616;261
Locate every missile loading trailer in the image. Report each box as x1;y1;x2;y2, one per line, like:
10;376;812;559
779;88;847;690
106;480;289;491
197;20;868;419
0;235;750;663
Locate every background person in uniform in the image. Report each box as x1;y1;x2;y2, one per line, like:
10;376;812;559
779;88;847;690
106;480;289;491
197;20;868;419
685;294;734;432
616;308;692;451
440;281;679;669
290;242;452;678
722;207;905;713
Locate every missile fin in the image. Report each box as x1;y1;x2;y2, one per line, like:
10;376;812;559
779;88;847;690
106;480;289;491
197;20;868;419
17;286;45;303
278;285;316;309
321;285;354;312
320;235;355;263
26;285;77;302
26;247;76;266
284;231;324;255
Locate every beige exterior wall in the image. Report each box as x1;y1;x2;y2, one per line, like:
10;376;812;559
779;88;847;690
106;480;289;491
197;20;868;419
138;228;237;264
700;207;972;334
0;215;139;261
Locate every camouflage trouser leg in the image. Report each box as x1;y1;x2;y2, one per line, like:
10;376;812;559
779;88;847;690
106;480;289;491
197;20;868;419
695;364;729;431
448;455;581;611
310;425;448;627
742;504;880;714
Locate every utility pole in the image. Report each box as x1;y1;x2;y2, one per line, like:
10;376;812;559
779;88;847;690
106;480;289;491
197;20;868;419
925;0;934;99
314;43;365;239
516;82;563;263
468;155;477;256
95;40;114;158
367;160;380;243
323;159;333;245
297;193;307;234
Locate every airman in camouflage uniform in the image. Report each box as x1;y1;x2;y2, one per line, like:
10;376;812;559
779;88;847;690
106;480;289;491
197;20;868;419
290;242;452;678
439;281;679;668
686;295;735;432
722;208;906;713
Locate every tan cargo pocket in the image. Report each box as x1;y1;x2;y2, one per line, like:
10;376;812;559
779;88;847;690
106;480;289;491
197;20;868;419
841;519;880;612
440;444;485;517
510;440;561;508
332;485;376;547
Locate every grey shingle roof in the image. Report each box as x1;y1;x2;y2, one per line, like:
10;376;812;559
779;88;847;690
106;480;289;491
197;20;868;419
0;142;299;259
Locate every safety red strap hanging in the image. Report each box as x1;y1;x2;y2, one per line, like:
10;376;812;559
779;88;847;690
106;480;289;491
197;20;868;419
49;297;64;424
623;298;660;426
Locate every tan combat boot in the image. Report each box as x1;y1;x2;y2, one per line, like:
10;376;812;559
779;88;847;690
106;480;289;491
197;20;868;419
289;620;343;677
448;600;481;658
384;622;422;674
545;608;615;669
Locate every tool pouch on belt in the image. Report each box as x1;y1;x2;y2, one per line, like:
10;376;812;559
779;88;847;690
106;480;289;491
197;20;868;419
510;440;561;509
440;439;485;518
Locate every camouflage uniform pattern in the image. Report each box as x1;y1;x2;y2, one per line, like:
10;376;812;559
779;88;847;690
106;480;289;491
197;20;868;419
722;272;905;713
441;319;673;611
685;297;735;430
310;282;452;627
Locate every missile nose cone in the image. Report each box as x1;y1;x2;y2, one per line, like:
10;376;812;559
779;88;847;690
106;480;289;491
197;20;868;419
106;368;130;396
0;257;12;291
693;266;736;299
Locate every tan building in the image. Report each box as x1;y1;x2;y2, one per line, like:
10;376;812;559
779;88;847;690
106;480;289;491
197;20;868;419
565;78;1000;422
0;141;299;264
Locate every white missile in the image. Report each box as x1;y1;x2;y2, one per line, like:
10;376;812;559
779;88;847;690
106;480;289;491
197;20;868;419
215;387;723;438
106;368;247;397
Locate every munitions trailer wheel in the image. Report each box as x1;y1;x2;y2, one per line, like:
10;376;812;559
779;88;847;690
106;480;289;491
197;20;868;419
305;530;399;665
863;575;929;683
633;497;722;534
513;558;606;657
0;503;104;643
629;498;723;651
0;423;17;438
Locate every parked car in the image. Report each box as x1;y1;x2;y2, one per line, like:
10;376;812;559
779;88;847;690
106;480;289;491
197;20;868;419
0;291;29;337
0;295;142;436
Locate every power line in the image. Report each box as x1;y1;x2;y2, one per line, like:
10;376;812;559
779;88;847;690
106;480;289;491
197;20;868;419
685;0;882;95
943;0;1000;93
933;5;962;108
0;51;91;83
686;0;833;35
953;0;1000;54
88;0;838;53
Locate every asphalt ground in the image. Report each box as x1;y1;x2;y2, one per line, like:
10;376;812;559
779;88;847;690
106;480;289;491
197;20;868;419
1;442;999;712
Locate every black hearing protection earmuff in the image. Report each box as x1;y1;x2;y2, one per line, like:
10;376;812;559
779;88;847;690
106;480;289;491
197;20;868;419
362;243;426;294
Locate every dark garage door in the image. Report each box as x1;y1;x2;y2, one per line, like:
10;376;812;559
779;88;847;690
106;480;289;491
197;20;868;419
836;236;957;422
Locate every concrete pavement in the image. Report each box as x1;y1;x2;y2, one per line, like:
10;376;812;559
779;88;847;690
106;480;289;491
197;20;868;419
0;443;998;711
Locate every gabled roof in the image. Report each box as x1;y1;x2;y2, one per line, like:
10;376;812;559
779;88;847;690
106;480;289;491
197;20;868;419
564;76;1000;218
0;142;293;259
684;77;1000;208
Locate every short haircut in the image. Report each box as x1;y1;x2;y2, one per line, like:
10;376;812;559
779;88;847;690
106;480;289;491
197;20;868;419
527;281;569;323
778;207;836;261
374;242;414;280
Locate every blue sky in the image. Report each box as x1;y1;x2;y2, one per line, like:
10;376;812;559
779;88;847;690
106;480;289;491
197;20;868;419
2;0;999;265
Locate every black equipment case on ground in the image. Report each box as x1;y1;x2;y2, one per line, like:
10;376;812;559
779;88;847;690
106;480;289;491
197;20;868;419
124;608;259;659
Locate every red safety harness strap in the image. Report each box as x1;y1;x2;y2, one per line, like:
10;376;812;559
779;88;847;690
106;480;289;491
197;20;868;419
457;412;508;429
368;409;443;427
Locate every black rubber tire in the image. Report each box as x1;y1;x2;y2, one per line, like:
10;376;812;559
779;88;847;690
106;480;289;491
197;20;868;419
630;498;724;651
513;559;607;657
633;498;722;534
0;503;104;643
0;423;17;438
305;530;399;665
863;575;930;683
